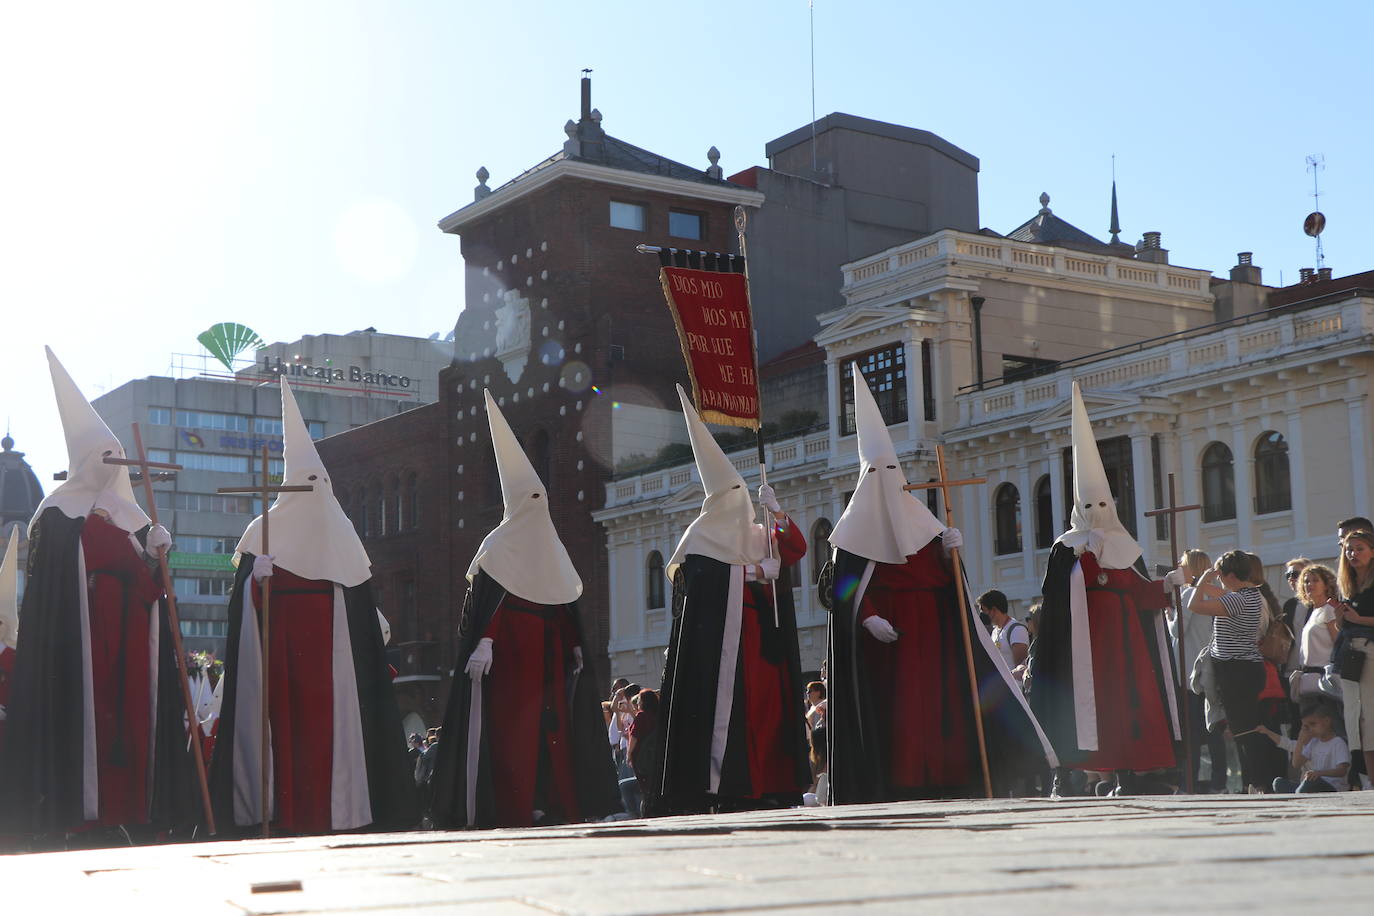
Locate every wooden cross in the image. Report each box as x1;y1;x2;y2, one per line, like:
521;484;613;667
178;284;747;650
902;445;995;799
1144;473;1203;793
218;445;313;838
102;422;217;835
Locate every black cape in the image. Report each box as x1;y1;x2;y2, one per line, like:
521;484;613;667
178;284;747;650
207;554;417;833
653;556;810;815
430;569;619;828
825;546;1054;802
1028;542;1177;768
0;507;200;836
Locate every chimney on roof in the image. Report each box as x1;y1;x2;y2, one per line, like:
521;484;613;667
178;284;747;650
581;73;592;122
1317;267;1333;281
1299;268;1315;285
1134;231;1169;264
573;70;605;160
1229;251;1262;285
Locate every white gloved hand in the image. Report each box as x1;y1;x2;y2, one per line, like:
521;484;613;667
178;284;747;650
942;527;963;551
862;616;899;643
757;557;781;581
1086;529;1106;558
572;646;584;677
758;484;781;514
465;637;494;680
145;525;172;559
1164;568;1188;589
252;554;274;582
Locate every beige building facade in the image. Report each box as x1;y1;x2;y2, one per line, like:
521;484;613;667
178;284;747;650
594;214;1371;685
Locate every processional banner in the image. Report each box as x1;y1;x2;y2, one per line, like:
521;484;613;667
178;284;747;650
657;266;760;429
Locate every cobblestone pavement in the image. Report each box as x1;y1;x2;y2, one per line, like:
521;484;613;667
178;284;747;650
4;793;1372;914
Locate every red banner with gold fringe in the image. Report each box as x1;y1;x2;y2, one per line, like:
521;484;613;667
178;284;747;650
658;266;760;429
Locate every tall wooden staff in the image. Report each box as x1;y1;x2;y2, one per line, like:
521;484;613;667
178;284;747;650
904;445;993;799
733;205;780;627
102;422;216;835
1144;473;1202;793
218;445;312;838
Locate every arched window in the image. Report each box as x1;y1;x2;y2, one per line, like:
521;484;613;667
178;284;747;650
385;474;400;533
1254;431;1291;514
1200;442;1236;521
810;518;833;584
994;483;1022;555
375;480;387;537
1033;475;1054;549
404;473;419;530
646;551;665;609
357;486;370;537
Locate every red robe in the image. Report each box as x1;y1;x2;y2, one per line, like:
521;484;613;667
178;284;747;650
1076;551;1175;772
251;567;336;835
82;513;162;826
859;540;971;789
736;517;808;797
481;593;581;827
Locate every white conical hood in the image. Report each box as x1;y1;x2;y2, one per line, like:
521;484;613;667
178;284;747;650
666;385;766;581
32;347;150;534
235;378;371;587
0;527;19;649
830;365;946;563
1055;381;1142;569
466;391;582;605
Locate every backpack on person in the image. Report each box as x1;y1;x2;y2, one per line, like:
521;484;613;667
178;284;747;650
1258;617;1294;667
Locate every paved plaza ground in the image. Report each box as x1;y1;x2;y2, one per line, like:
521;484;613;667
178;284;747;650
3;793;1371;914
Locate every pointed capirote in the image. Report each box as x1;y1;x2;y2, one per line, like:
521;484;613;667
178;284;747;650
829;365;945;564
666;384;763;580
235;377;372;586
1055;381;1142;569
466;390;582;605
32;347;150;534
0;527;19;649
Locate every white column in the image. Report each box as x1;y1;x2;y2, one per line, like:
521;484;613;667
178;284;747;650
1130;432;1152;562
1048;442;1066;538
608;538;621;642
906;328;926;442
825;355;841;467
1019;460;1035;583
961;474;986;587
1284;408;1307;539
1349;396;1370;517
1232;421;1253;544
1178;429;1198;548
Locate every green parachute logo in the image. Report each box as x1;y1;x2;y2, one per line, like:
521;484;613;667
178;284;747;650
197;322;266;371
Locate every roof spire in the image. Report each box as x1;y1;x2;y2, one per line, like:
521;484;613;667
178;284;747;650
1109;154;1121;243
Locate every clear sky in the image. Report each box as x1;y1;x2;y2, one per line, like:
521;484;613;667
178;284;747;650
4;0;1371;486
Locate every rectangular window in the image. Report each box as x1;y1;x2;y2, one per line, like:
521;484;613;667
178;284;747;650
176;534;239;554
609;201;646;231
839;344;907;435
149;407;171;425
920;339;936;422
172;575;235;597
176;410;250;432
1001;354;1056;382
669;210;702;240
179;619;229;638
308;421;326;439
1151;434;1166;541
154;492;255;514
253;417;283;435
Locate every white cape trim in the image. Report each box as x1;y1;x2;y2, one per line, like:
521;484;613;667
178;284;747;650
1154;611;1182;741
231;585;273;826
330;585;371;830
707;565;745;795
465;677;482;826
1068;560;1099;752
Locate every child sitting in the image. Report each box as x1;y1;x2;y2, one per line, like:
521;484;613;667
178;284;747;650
1258;702;1350;793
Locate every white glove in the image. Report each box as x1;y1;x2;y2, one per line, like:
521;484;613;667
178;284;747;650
572;646;584;677
862;616;899;643
758;484;781;514
145;525;172;559
942;527;963;551
1086;529;1106;557
757;557;781;581
465;637;494;680
1164;568;1188;589
252;555;275;582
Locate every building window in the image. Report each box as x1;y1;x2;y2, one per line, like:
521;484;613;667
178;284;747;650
669;210;702;240
149;407;171;425
1034;475;1054;549
646;551;665;609
810;518;833;584
920;339;936;421
376;483;388;537
404;474;419;530
1254;431;1291;514
1151;434;1166;540
609;201;646;231
176;534;238;555
994;483;1022;555
1200;442;1236;521
180;619;229;638
1061;436;1137;537
385;475;400;533
840;344;907;435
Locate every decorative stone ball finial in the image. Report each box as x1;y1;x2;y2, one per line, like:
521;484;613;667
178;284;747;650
705;146;723;179
476;166;490;187
474;166;492;201
1;434;12;452
707;146;720;166
1038;192;1051;214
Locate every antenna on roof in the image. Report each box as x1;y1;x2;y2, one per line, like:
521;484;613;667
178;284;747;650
809;1;817;173
1304;153;1326;270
